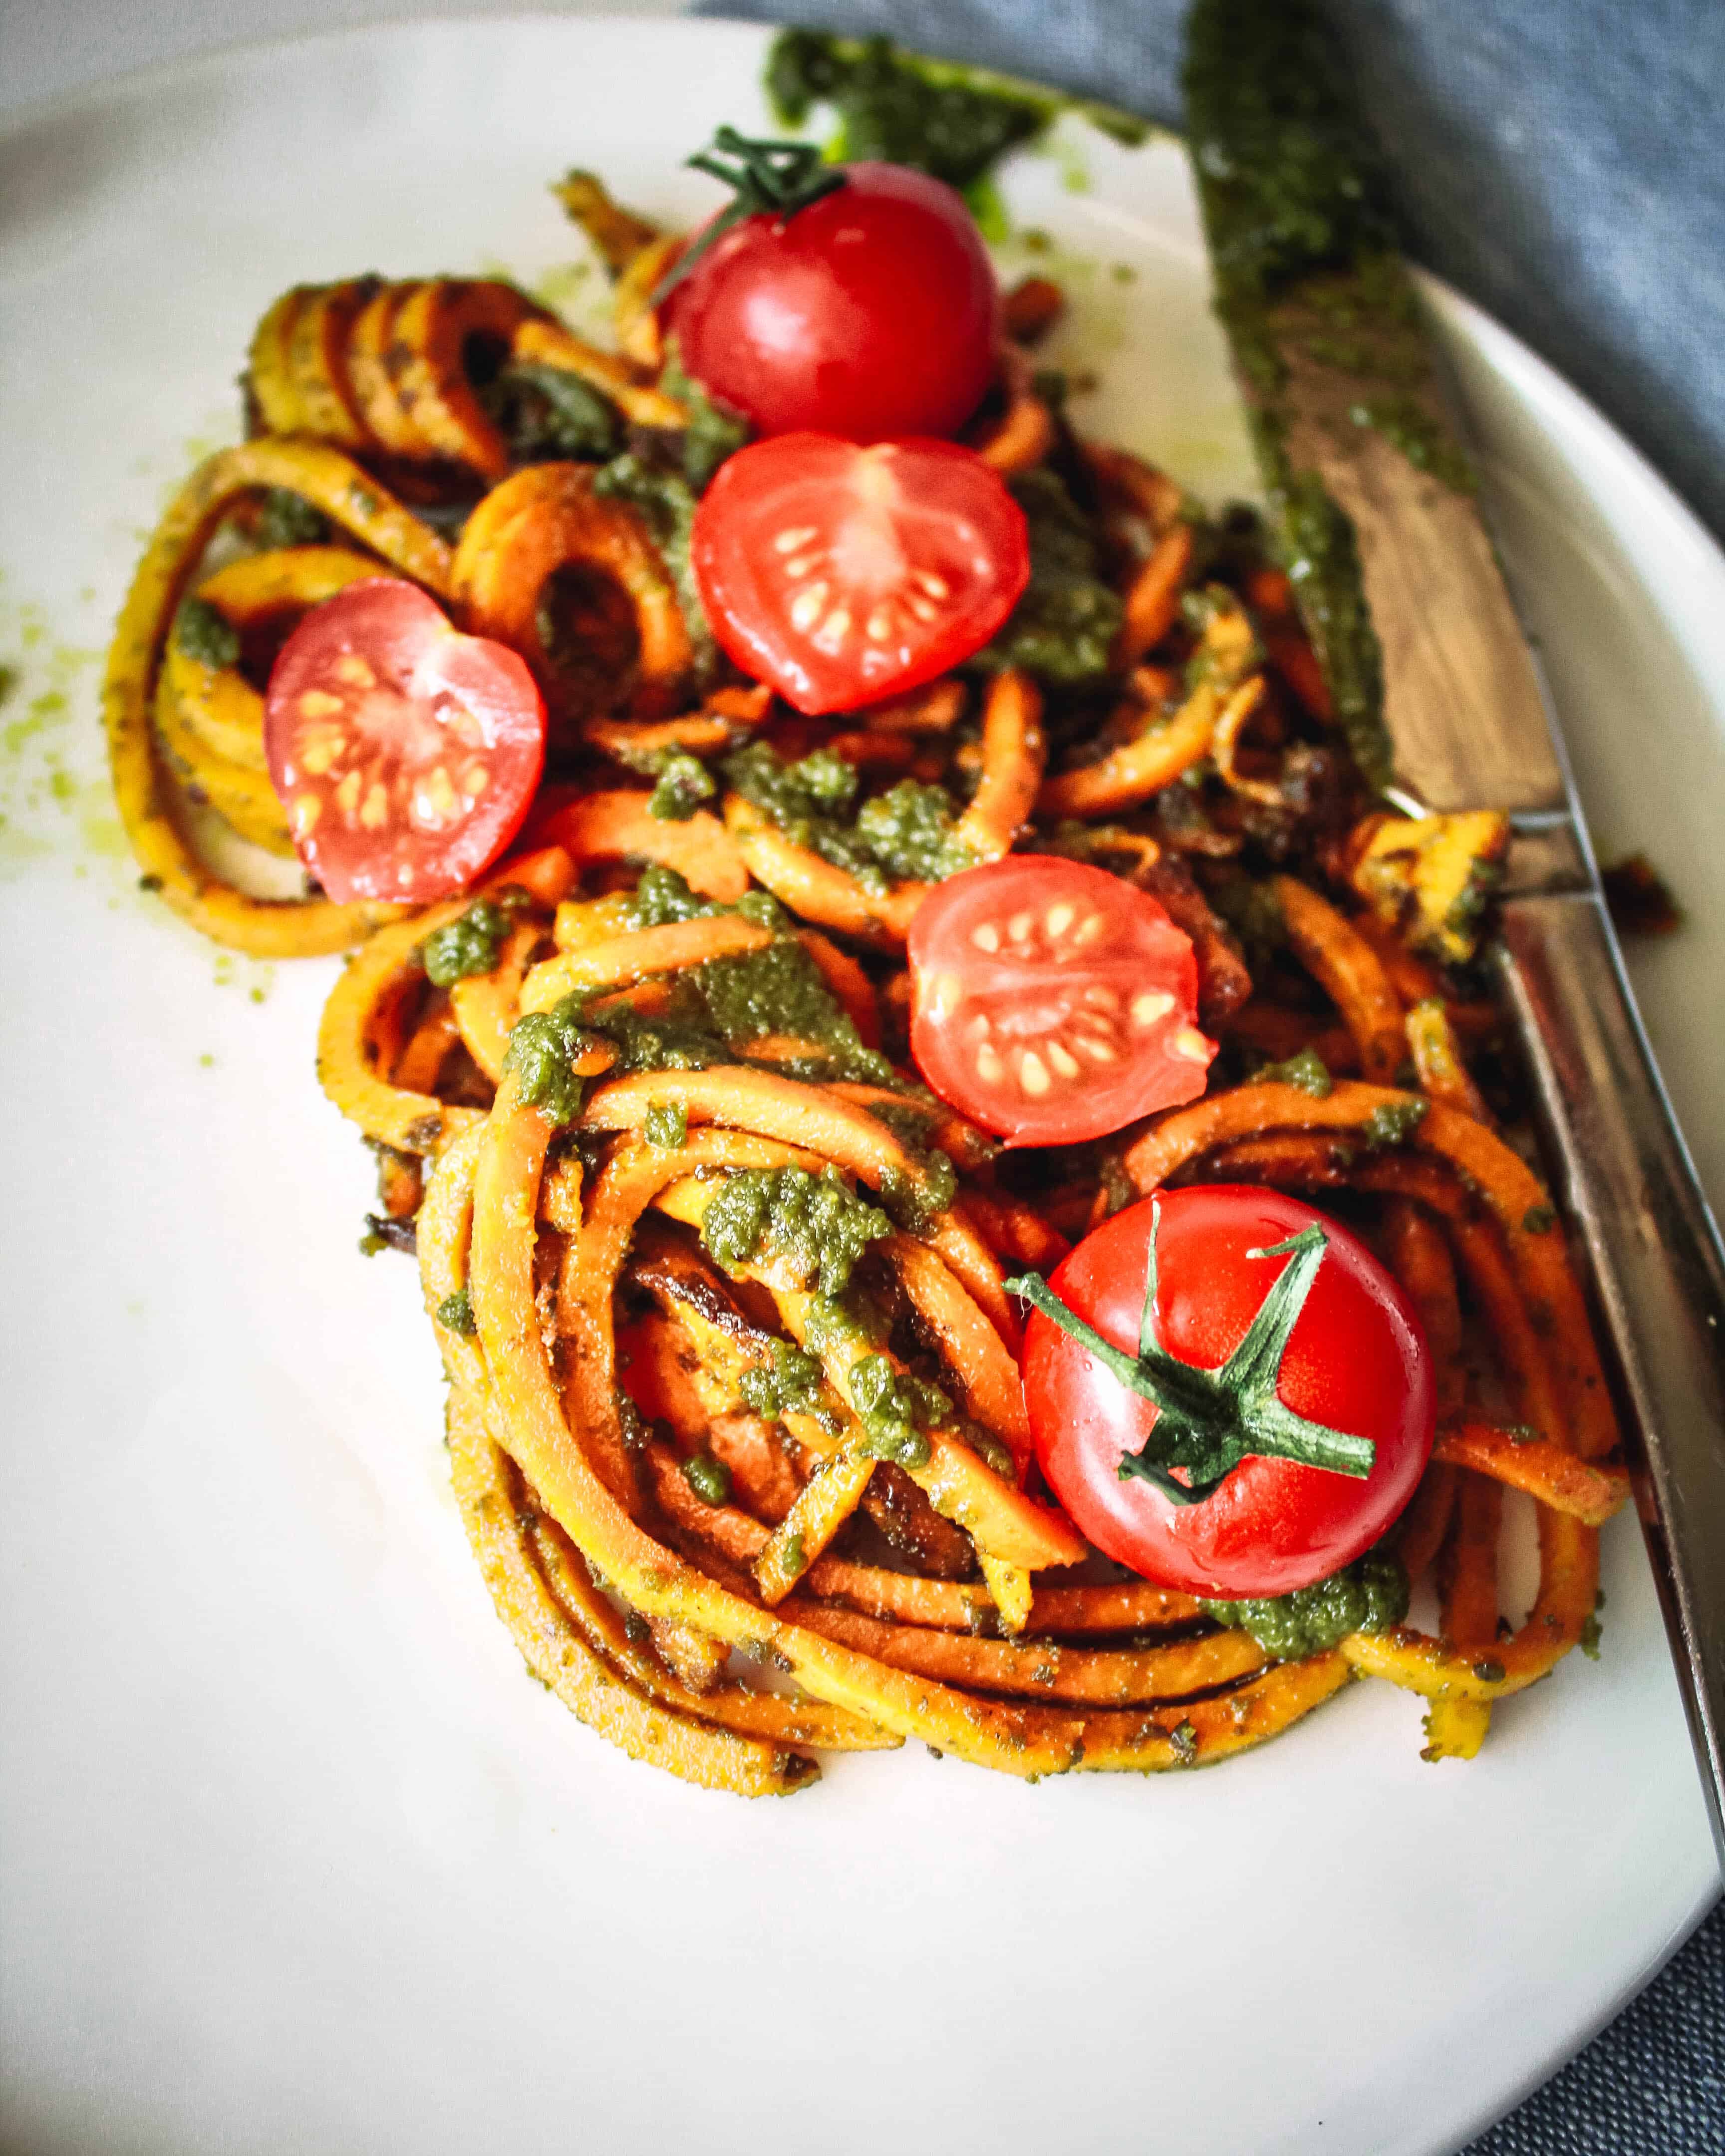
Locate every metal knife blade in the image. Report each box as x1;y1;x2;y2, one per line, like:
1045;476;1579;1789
1184;0;1725;1865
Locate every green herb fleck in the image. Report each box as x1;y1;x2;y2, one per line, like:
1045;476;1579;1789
682;1450;733;1506
778;1528;808;1579
256;489;330;548
1167;1717;1199;1765
647;751;716;821
1522;1204;1558;1236
1363;1096;1428;1149
644;1099;688;1151
1256;1046;1332;1097
173;596;240;672
1580;1590;1605;1660
436;1288;477;1336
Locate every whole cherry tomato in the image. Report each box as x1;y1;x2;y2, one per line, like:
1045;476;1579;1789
265;578;545;903
663;159;1000;443
690;434;1028;714
1017;1185;1435;1597
907;856;1215;1144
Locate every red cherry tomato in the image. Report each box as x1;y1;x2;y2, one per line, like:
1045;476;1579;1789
906;856;1215;1145
690;434;1029;715
264;578;545;903
1022;1186;1435;1597
663;161;999;442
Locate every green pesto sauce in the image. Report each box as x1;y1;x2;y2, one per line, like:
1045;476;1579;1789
1206;864;1285;974
503;999;597;1126
647;751;716;821
256;488;330;548
1348;394;1475;493
682;1449;732;1505
481;362;621;462
592;454;718;678
173;596;240;671
436;1287;477;1336
1270;460;1390;790
977;467;1122;687
1255;1046;1332;1097
847;1350;948;1468
700;1164;890;1298
723;741;976;893
767;29;1050;196
1363;1096;1428;1149
644;1099;688;1149
1201;1548;1408;1659
739;1336;836;1428
420;888;528;986
659;345;751;494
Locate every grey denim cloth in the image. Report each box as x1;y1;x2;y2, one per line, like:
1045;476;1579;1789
698;1;1725;2147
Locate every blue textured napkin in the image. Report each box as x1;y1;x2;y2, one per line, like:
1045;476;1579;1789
698;2;1725;2145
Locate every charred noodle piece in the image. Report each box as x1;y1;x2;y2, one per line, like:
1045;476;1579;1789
782;1599;1267;1706
1393;1462;1457;1582
511;317;689;432
956;1190;1071;1273
826;1085;995;1175
1434;1425;1628;1527
1083;443;1187;542
1347;809;1512;968
446;1381;819;1794
452;465;692;731
724;795;929;948
1129;1083;1618;1459
971;346;1057;475
487;1109;1100;1772
449;921;542;1084
286;278;381;449
1211;679;1280;807
104;440;452;955
316;846;575;1150
385;279;546;477
1348;908;1446;1008
531;788;748;903
1424;1468;1502;1761
394;1003;462;1096
247;287;307;435
1273;875;1405;1085
1037;605;1260;819
860;679;969;735
952;668;1045;860
166;545;385;770
343;282;433;458
1117;522;1195;666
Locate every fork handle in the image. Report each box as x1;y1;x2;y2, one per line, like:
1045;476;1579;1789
1495;888;1725;1871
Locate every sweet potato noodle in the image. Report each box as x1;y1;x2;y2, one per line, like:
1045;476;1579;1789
107;205;1624;1793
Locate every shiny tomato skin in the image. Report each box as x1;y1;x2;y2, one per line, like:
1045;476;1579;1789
264;578;545;903
907;856;1215;1145
1024;1186;1435;1597
690;434;1028;714
663;162;999;442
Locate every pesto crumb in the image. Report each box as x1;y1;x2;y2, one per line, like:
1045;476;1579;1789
644;1099;688;1150
682;1451;732;1506
436;1288;477;1336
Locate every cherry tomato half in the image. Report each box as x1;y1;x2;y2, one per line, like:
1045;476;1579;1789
907;856;1215;1145
264;578;546;903
1023;1186;1435;1598
663;161;999;443
691;434;1029;715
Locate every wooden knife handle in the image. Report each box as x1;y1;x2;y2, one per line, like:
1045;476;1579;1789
1496;888;1725;1869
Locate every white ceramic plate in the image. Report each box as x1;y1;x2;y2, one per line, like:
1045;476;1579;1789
1;19;1720;2156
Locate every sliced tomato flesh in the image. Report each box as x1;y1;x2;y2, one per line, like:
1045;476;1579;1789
689;434;1029;715
908;856;1216;1145
264;577;546;903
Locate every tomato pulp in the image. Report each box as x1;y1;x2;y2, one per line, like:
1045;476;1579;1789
907;856;1215;1144
663;160;999;443
691;434;1029;714
264;578;546;903
1021;1186;1435;1597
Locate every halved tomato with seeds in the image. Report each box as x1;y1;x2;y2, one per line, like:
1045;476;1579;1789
907;856;1216;1145
689;433;1029;715
264;577;546;902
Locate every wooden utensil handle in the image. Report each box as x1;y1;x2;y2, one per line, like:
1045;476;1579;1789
1496;889;1725;1871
